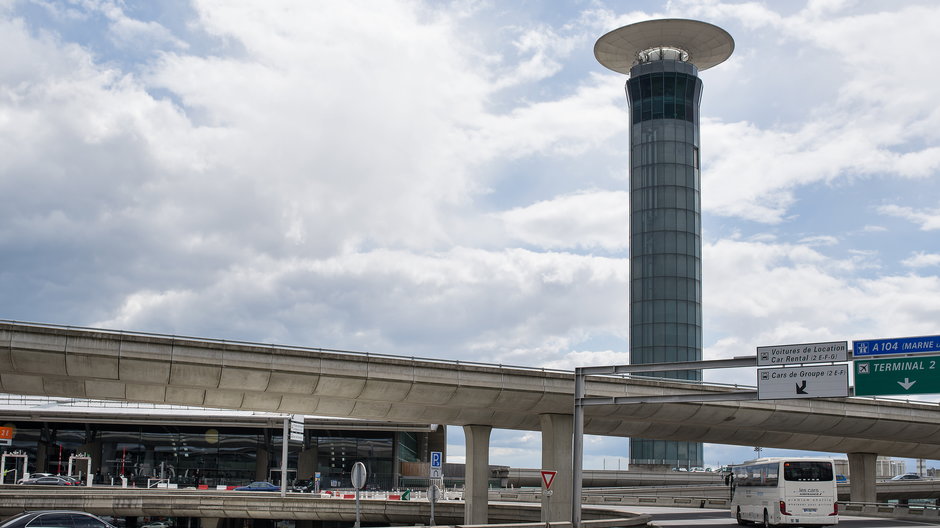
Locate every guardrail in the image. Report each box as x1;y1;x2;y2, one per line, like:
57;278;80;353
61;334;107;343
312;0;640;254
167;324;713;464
388;520;649;528
0;319;786;393
840;501;940;522
489;489;729;510
490;489;940;522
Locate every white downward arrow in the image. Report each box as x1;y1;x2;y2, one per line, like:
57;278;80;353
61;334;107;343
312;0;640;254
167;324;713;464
898;378;917;390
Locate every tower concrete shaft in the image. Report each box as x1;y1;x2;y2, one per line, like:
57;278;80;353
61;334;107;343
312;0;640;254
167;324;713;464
595;18;733;471
626;58;703;469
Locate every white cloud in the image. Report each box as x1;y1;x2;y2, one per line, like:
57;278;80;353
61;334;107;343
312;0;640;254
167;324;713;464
703;237;940;386
878;205;940;231
495;25;577;88
92;0;187;50
472;74;629;159
902;253;940;268
681;2;940;223
798;235;838;246
93;248;629;362
498;190;628;251
539;349;630;371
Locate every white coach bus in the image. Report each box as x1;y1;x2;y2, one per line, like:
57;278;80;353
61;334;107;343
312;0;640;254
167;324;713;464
728;457;838;527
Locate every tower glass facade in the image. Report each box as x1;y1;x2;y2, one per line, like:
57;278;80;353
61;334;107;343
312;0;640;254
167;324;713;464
627;58;704;469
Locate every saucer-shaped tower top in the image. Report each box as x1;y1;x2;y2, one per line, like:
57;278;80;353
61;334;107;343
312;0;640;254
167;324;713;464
594;18;734;74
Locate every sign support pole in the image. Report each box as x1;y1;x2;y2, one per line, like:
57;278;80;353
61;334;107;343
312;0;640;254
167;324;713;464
545;489;552;525
355;487;361;528
572;368;584;528
429;480;437;526
351;461;367;528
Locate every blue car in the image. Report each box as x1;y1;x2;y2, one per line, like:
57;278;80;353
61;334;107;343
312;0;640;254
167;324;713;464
234;481;281;491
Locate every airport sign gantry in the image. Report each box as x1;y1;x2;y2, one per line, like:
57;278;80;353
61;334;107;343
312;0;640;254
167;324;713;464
756;340;850;400
572;347;847;528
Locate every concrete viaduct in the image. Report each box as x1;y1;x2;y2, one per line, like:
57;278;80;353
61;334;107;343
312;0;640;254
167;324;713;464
3;321;940;523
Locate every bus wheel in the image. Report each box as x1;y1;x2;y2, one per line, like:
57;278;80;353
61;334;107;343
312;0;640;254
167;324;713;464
736;507;748;526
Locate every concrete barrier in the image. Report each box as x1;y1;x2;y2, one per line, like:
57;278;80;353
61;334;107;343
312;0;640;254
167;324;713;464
0;487;651;526
840;501;940;522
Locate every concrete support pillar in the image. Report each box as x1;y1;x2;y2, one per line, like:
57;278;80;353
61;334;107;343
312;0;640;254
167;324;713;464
463;424;492;525
255;448;269;481
199;519;219;528
298;446;318;483
428;426;447;456
36;442;49;473
848;452;877;503
78;439;103;474
540;414;572;522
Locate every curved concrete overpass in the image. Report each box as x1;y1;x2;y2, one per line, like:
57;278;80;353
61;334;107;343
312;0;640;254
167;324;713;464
2;321;939;459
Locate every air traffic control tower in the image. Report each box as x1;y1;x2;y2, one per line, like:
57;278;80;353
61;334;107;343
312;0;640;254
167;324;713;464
595;19;733;470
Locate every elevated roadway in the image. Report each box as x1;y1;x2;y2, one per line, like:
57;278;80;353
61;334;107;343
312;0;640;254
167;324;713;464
3;321;940;522
2;322;939;457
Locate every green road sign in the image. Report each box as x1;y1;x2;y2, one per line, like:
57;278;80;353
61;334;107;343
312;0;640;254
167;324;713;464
854;355;940;396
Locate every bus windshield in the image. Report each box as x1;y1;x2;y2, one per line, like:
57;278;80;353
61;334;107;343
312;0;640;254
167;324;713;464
783;461;833;481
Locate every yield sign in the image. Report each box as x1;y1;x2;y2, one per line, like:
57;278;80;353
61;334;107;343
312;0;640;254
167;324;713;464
541;470;557;489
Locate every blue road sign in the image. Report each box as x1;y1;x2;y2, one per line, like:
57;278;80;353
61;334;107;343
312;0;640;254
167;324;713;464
430;451;443;479
853;335;940;358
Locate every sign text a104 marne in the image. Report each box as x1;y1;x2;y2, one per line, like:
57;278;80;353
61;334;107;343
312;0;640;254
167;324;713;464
852;334;940;358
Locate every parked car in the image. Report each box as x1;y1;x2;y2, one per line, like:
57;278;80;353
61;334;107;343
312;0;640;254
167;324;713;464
890;473;922;481
16;476;75;486
233;481;281;492
0;511;116;528
836;474;848;483
14;474;52;484
141;522;171;528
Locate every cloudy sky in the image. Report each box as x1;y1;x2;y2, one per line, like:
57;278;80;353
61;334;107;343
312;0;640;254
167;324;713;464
2;0;939;470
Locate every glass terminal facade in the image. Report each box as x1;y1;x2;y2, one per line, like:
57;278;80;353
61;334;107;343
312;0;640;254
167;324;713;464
0;417;437;490
626;57;704;469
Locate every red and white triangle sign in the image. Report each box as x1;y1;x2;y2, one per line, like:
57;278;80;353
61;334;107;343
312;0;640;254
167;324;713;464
541;470;557;489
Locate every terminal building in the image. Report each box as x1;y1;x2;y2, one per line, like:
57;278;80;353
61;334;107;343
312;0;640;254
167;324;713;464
0;394;446;490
